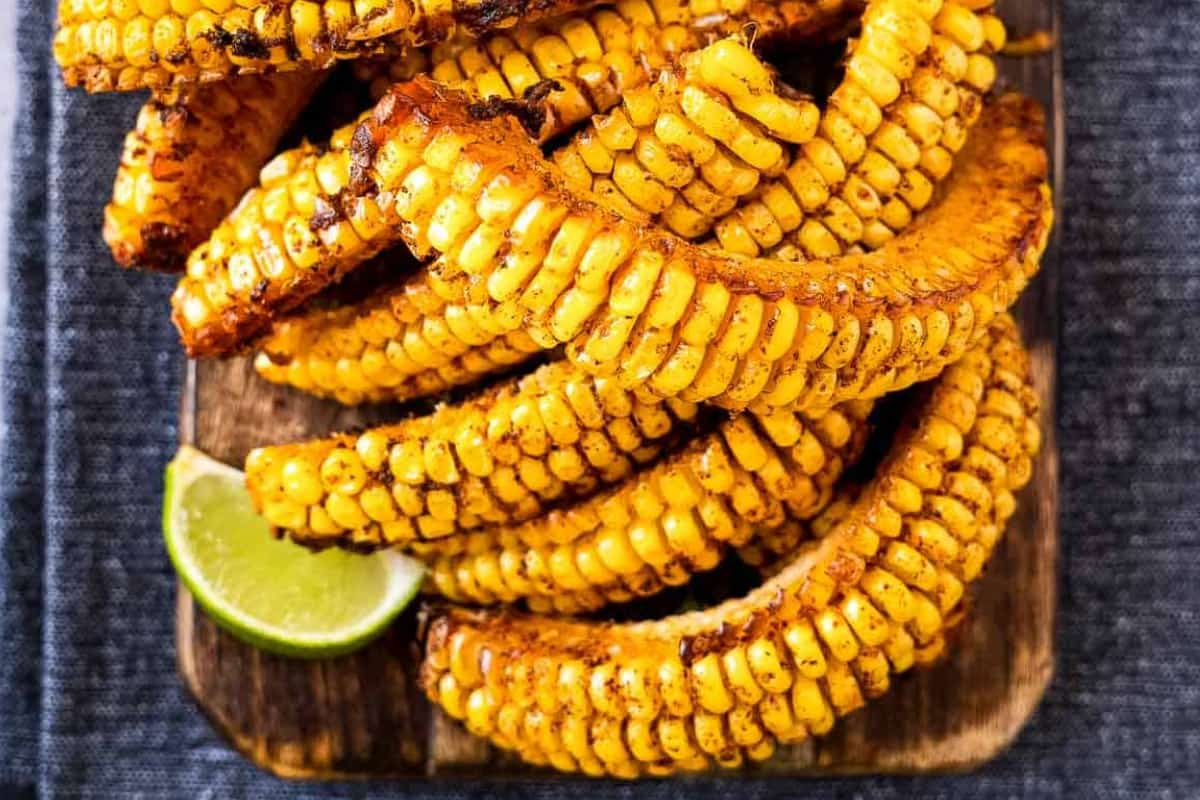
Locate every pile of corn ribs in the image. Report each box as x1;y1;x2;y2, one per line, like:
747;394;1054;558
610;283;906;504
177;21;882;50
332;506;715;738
57;0;1052;777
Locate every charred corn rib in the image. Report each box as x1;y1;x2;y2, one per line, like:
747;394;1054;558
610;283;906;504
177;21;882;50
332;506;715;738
171;108;386;355
552;38;821;231
180;81;1047;416
414;0;853;143
173;85;1048;411
419;400;871;613
421;314;1041;777
352;0;856;141
245;360;701;546
54;0;605;92
715;0;1005;257
104;72;323;272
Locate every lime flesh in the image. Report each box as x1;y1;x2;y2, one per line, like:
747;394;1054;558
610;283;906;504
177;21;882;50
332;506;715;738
164;445;424;658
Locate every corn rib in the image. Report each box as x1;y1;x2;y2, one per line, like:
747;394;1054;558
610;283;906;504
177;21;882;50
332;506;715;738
245;359;701;547
552;38;821;231
355;0;852;144
418;399;871;613
249;7;990;403
420;313;1041;776
715;1;1006;257
54;0;604;92
104;72;324;271
175;82;1049;418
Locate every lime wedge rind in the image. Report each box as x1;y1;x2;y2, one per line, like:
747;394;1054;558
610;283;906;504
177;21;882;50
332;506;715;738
164;445;425;659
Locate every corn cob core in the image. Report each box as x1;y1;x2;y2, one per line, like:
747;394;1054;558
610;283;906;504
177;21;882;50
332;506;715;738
419;399;871;613
245;359;701;547
53;0;602;92
244;82;1048;417
420;314;1041;777
553;38;821;232
105;71;323;271
714;1;1007;258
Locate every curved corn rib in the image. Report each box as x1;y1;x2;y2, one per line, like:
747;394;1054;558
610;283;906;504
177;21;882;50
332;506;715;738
254;280;546;405
104;72;324;271
418;399;871;613
171;108;382;355
176;79;1048;416
248;6;973;403
245;360;701;546
715;1;1007;257
420;314;1040;777
552;38;821;229
415;0;854;143
54;0;602;92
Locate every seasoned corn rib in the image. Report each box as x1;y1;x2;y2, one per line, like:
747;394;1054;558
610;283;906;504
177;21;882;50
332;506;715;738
412;0;854;143
254;286;546;405
419;399;871;613
54;0;603;92
715;1;1006;257
421;314;1041;777
105;72;324;272
553;38;821;231
174;85;1048;413
178;81;1046;416
245;360;701;546
171;109;383;355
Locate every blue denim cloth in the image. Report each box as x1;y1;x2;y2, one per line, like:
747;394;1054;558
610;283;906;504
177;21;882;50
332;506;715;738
3;0;1199;797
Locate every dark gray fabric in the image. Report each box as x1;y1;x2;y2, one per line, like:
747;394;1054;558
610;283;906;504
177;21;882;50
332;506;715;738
2;0;1198;796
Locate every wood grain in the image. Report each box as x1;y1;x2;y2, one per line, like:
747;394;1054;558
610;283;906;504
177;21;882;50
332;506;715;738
175;0;1063;778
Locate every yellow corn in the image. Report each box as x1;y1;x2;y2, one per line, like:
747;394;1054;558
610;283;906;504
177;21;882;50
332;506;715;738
350;0;852;144
171;107;408;355
712;1;1005;257
105;71;323;271
245;360;701;547
54;0;604;92
421;400;872;611
553;37;820;236
264;81;1049;417
421;314;1041;776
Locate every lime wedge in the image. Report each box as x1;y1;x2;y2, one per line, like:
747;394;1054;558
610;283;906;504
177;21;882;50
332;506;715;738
163;445;424;658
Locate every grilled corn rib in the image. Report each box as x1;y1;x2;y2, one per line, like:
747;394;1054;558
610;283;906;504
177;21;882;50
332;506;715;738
245;360;701;546
716;1;1006;257
53;0;606;92
421;314;1041;777
419;399;871;613
177;80;1048;416
104;72;324;272
358;0;853;144
552;38;821;229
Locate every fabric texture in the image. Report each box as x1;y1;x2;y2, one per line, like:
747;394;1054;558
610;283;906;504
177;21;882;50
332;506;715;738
2;0;1199;796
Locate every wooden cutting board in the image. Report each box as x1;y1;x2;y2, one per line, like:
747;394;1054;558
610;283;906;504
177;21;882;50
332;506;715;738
175;0;1063;779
